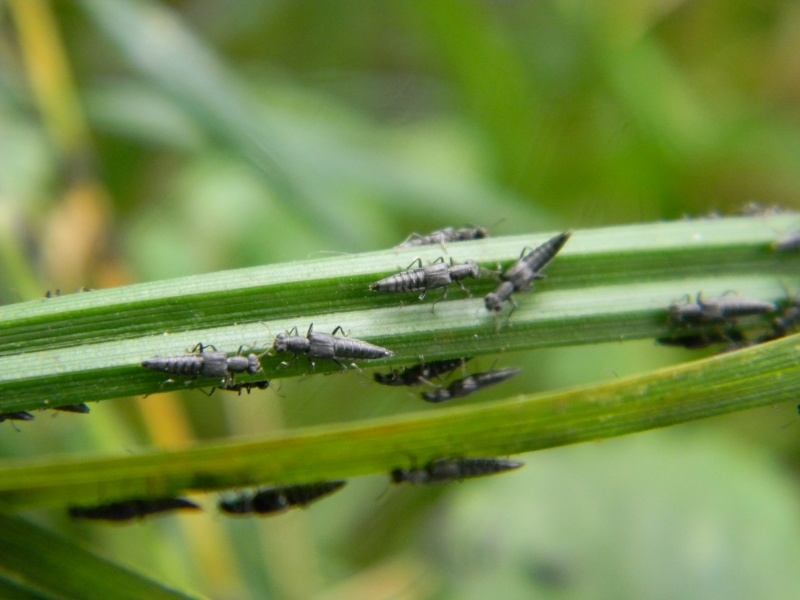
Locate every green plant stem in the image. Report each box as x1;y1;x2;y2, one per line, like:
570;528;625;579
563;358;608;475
0;216;797;412
0;330;798;511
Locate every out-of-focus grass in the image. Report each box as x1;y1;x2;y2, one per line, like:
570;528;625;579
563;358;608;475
3;1;800;599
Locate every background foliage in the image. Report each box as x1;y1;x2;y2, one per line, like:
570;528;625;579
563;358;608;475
2;1;800;599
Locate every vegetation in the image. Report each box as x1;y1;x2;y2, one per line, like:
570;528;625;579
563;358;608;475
2;2;800;599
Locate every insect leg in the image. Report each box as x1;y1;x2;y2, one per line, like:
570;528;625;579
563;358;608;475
405;257;424;270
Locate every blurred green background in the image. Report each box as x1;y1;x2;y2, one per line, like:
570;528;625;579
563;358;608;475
3;1;800;598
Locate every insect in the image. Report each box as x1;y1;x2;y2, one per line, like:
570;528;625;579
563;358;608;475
215;380;271;395
141;344;263;384
0;411;34;423
370;257;481;302
272;324;394;369
656;328;745;349
770;295;800;337
391;458;524;484
397;226;489;250
44;287;93;298
53;403;91;414
669;293;775;325
373;357;471;387
69;497;200;522
751;295;800;344
421;367;520;403
773;231;800;252
485;230;572;314
219;481;347;516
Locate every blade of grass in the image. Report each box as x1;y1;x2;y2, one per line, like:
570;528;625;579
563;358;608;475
0;331;797;511
0;513;205;600
0;216;797;413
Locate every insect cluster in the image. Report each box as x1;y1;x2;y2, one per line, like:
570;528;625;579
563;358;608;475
69;458;525;522
13;225;575;523
12;223;800;525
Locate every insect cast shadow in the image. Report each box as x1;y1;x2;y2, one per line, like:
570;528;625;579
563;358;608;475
68;497;200;522
485;230;572;316
272;323;393;370
218;481;347;516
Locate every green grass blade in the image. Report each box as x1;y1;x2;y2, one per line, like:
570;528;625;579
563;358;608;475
0;216;797;413
0;331;797;511
0;513;205;600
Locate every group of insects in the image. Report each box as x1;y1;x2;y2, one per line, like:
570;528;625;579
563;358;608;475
9;222;800;523
68;458;524;522
658;291;800;351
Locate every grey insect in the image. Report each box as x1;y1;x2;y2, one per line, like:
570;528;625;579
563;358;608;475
69;497;200;522
669;293;775;325
272;324;394;369
141;344;263;383
374;357;471;387
397;226;489;249
773;231;800;252
371;257;481;302
391;458;524;484
421;367;520;403
54;403;91;414
219;481;347;516
0;411;34;423
485;230;572;314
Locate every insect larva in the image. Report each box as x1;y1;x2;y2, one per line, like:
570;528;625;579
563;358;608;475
391;458;524;484
0;411;34;423
370;257;480;301
219;481;347;516
397;226;489;249
273;324;393;370
485;231;572;314
53;403;91;414
421;367;520;403
142;344;262;383
69;497;200;522
374;357;471;387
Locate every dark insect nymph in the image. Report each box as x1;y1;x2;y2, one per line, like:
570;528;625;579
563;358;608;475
69;497;200;522
391;458;524;484
219;481;347;516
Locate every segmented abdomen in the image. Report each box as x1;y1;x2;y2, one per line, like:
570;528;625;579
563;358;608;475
372;269;428;292
332;337;393;359
142;355;204;376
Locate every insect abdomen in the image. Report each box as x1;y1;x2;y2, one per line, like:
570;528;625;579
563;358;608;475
332;337;393;359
